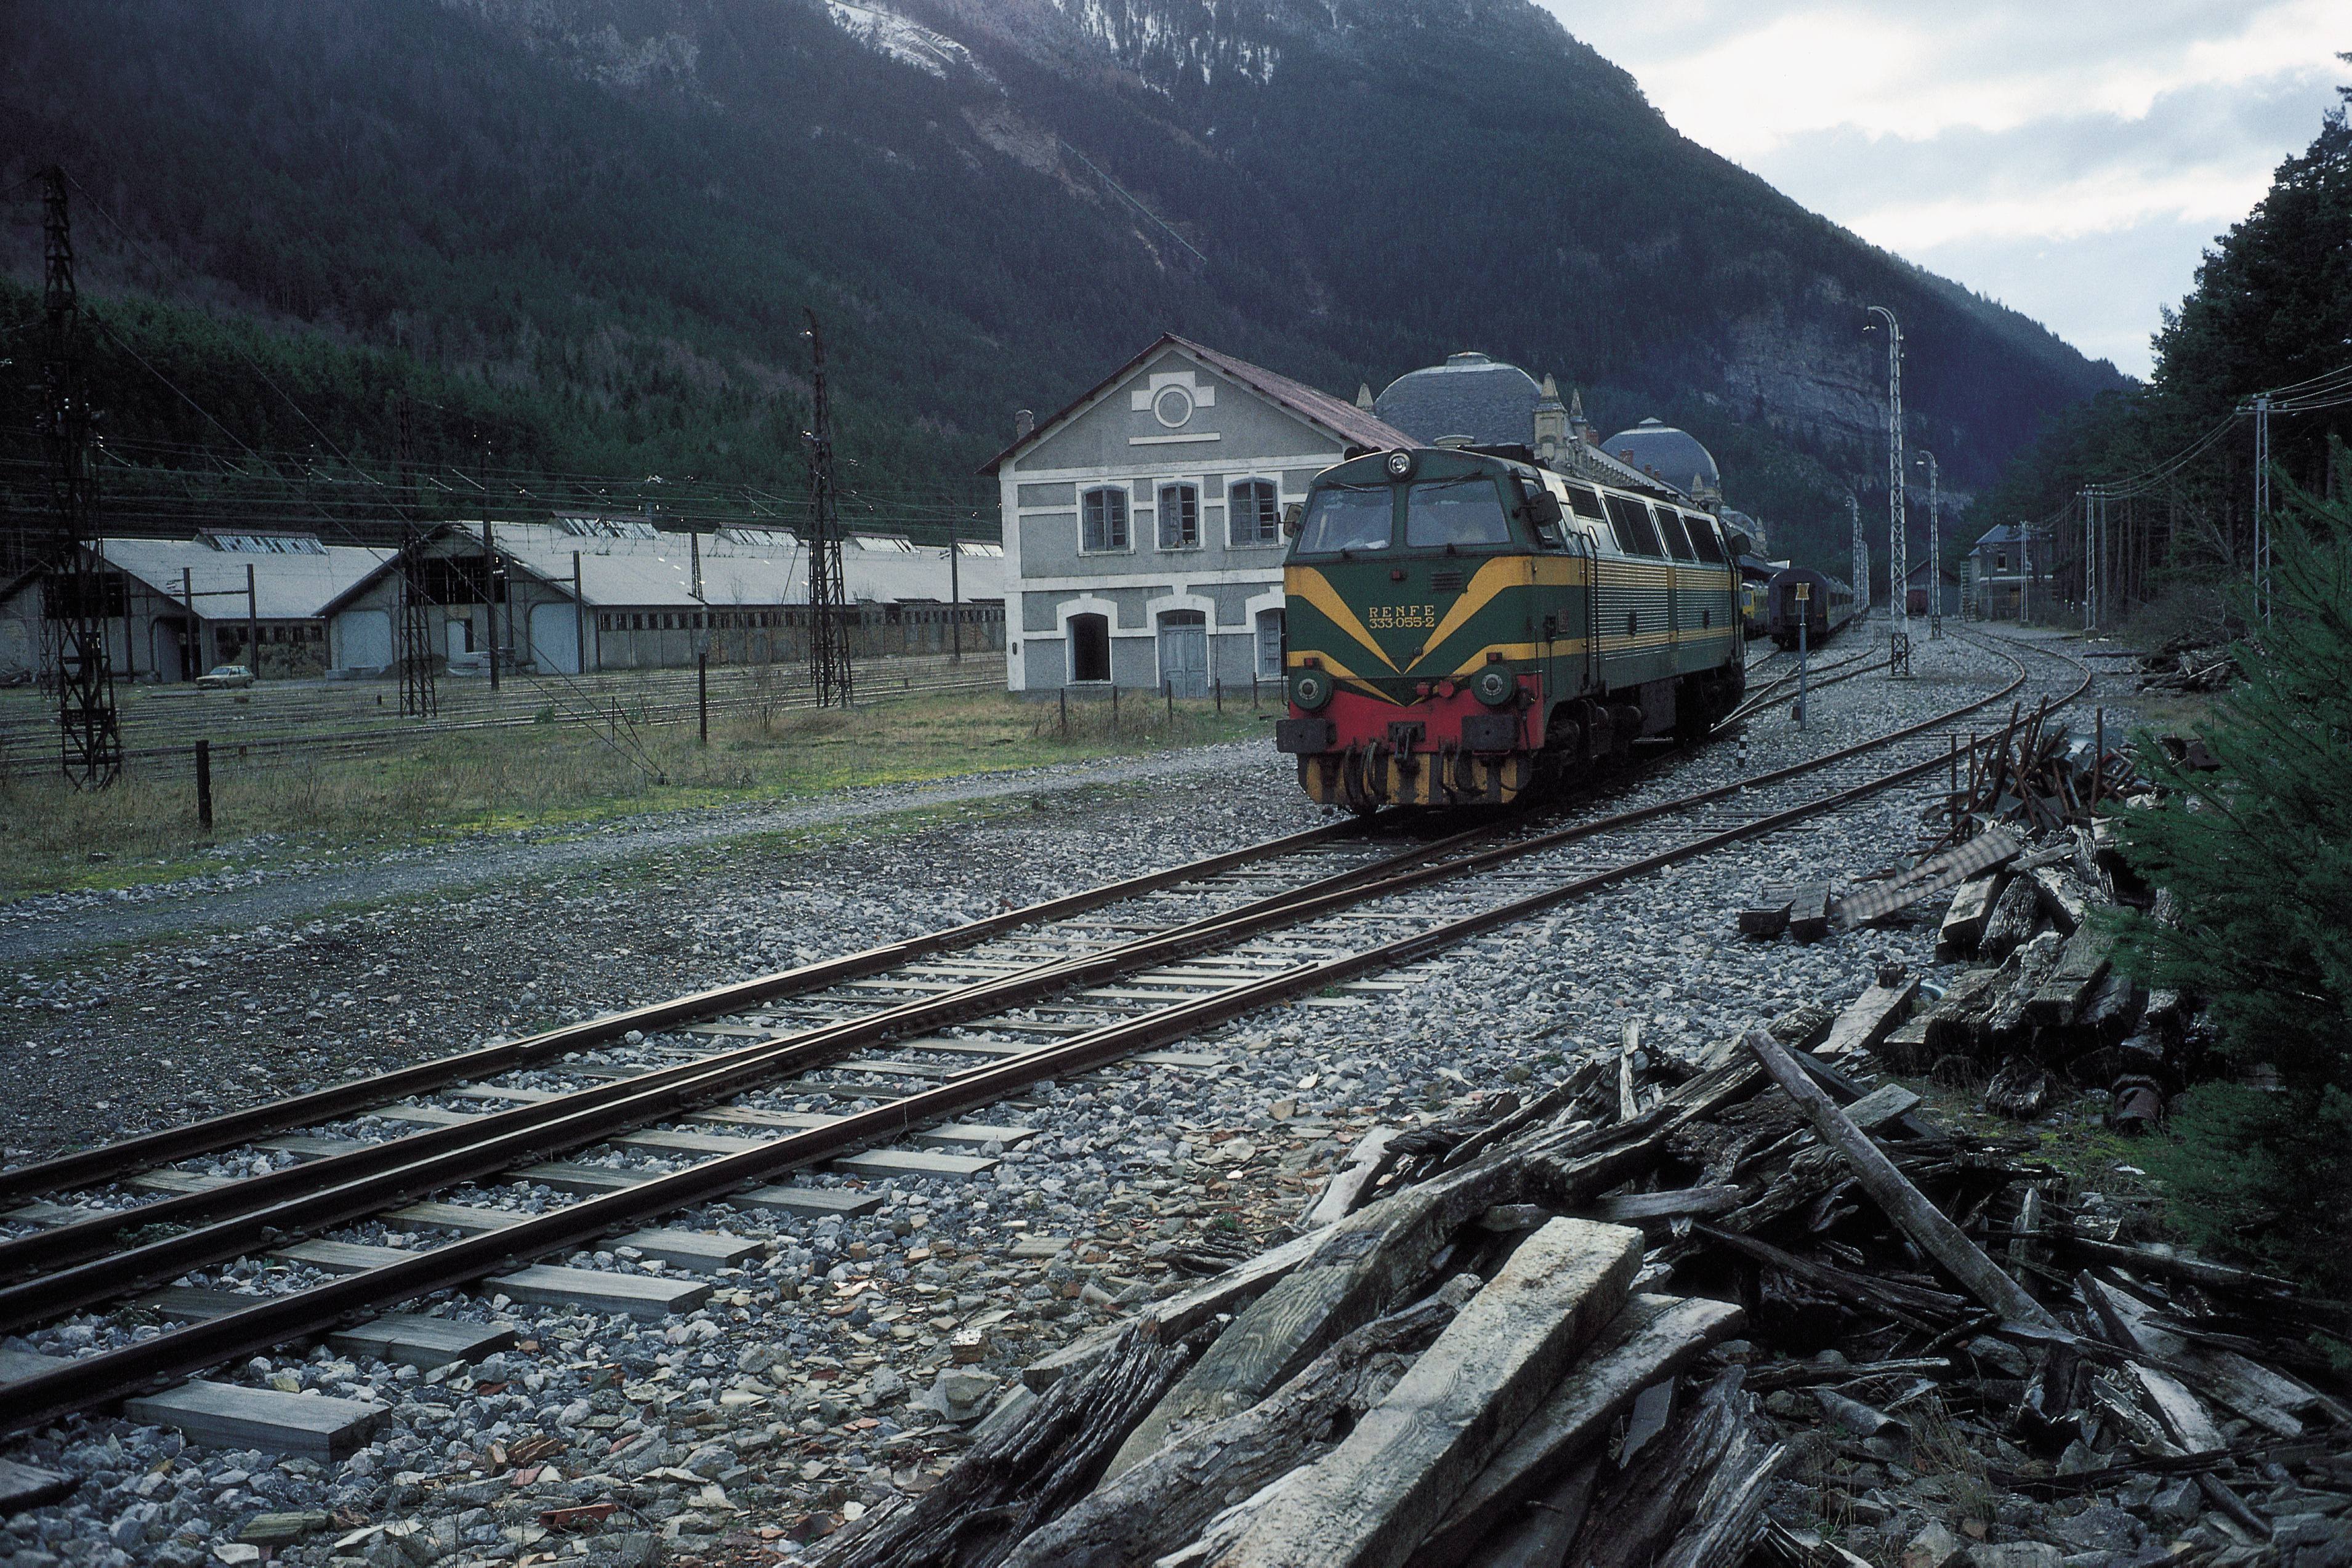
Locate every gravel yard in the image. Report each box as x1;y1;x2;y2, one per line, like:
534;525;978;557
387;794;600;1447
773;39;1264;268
0;627;2165;1568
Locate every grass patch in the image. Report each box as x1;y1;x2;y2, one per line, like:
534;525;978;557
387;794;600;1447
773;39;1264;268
0;690;1271;898
1903;1075;2170;1229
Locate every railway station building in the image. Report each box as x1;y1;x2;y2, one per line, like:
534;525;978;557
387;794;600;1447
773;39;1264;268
1963;523;2054;620
322;518;1004;677
985;334;1415;697
0;530;392;684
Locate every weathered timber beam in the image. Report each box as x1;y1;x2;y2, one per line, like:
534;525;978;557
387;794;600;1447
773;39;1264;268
1406;1293;1744;1567
1209;1218;1643;1568
1741;1029;2060;1329
999;1284;1472;1568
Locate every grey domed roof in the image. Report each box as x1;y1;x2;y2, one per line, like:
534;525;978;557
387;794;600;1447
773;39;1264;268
1374;352;1544;447
1603;418;1718;491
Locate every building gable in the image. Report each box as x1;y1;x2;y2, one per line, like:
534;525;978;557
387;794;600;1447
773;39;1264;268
1017;348;1343;477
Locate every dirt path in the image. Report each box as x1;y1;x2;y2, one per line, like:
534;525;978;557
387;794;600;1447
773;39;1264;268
0;741;1283;965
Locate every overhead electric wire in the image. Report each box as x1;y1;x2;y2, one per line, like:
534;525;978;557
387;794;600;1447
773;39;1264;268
2080;409;2246;501
2255;356;2352;400
86;321;266;460
11;179;994;552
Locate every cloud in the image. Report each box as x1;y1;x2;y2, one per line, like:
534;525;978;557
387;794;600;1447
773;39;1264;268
1537;0;2345;376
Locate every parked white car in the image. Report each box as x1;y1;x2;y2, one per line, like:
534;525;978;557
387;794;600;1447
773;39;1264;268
195;664;256;690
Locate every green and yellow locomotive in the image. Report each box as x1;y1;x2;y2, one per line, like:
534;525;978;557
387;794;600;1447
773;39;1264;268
1275;446;1746;810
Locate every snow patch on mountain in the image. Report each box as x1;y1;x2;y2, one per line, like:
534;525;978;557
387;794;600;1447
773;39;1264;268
823;1;993;82
1057;0;1279;88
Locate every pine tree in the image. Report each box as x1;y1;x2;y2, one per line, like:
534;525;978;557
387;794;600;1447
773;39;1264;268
2108;475;2352;1305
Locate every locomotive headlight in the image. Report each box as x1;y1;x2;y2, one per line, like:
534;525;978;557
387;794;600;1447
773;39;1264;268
1384;449;1416;479
1289;668;1334;711
1470;665;1516;707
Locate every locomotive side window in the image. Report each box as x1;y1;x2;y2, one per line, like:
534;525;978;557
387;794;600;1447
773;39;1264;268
1564;484;1607;523
1601;494;1666;557
1655;510;1699;561
1404;478;1512;549
1082;488;1130;552
1684;513;1728;563
1295;485;1394;554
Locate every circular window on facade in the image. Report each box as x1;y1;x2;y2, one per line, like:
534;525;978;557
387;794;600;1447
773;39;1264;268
1153;385;1196;428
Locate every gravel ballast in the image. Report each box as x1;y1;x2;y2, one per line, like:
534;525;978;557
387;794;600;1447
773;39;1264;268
0;627;2162;1568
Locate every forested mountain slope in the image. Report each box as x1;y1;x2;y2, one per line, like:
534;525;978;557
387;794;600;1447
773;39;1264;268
1;0;2122;566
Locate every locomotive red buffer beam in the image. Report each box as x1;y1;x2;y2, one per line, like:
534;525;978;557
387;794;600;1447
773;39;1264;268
1279;678;1539;809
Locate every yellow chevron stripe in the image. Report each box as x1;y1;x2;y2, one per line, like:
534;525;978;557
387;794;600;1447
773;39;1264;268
1283;648;1409;706
1285;567;1397;673
1412;557;1529;668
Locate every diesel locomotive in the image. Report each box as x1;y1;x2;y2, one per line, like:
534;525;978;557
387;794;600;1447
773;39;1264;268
1274;446;1746;810
1762;566;1859;649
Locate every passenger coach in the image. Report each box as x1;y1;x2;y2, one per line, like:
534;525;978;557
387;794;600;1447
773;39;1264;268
1763;566;1859;649
1275;447;1746;810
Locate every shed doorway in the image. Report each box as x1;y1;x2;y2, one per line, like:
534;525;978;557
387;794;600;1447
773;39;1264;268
530;603;581;674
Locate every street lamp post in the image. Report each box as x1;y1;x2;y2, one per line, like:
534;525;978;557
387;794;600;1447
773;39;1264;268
1866;306;1909;675
1915;449;1941;639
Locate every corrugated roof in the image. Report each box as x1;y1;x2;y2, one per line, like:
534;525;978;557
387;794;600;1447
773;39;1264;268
429;522;1000;609
1172;336;1416;454
980;333;1416;475
97;537;394;620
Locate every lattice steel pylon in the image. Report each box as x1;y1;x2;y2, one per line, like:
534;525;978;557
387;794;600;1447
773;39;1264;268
394;393;438;718
1848;494;1867;619
1867;304;1911;674
802;310;853;709
38;167;121;789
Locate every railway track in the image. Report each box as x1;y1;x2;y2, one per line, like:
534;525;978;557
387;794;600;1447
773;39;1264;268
1725;644;1885;725
0;632;2089;1441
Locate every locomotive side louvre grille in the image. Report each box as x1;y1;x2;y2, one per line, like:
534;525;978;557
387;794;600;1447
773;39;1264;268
1431;570;1465;591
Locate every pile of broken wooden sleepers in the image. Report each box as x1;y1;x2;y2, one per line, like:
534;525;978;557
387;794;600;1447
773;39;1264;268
796;997;2351;1568
1895;819;2189;1126
2134;640;2238;696
1932;699;2148;846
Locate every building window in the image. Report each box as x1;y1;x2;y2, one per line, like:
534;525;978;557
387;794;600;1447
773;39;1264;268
1082;488;1130;552
1158;484;1200;550
1069;613;1111;681
1255;608;1285;679
1230;480;1280;545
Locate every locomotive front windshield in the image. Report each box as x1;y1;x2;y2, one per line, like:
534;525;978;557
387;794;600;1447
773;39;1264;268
1297;476;1519;555
1404;478;1511;549
1295;484;1394;553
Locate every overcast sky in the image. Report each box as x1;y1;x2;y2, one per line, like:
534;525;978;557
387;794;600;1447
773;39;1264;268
1538;1;2345;378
